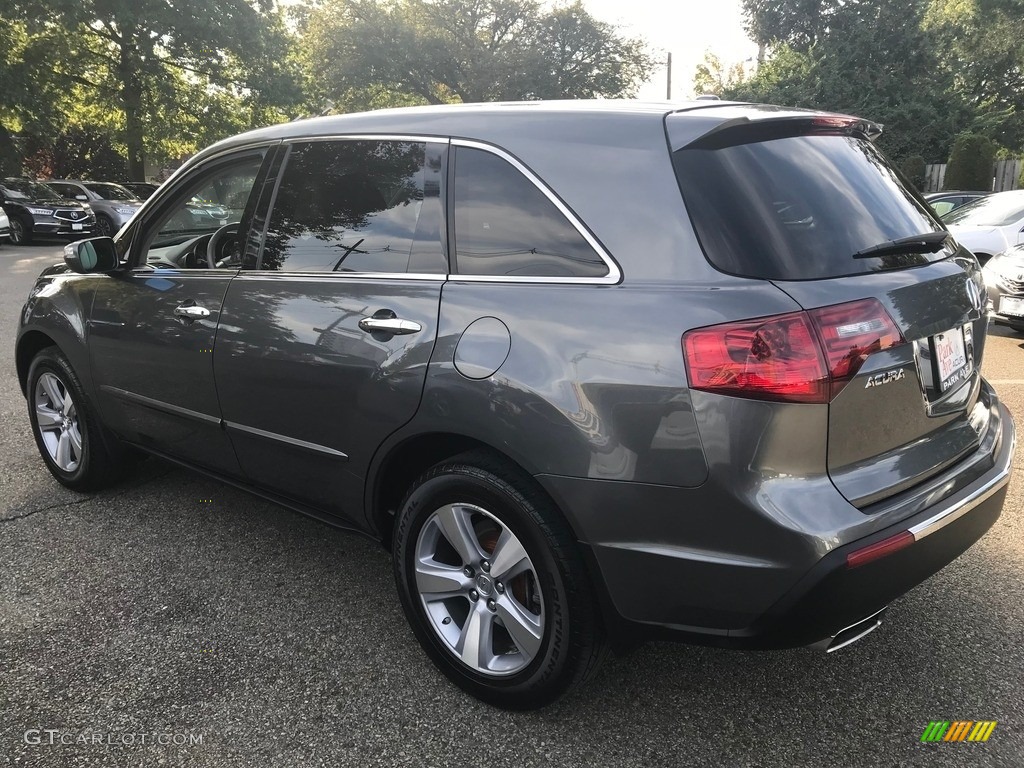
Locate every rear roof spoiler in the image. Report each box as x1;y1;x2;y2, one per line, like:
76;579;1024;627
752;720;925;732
666;104;883;152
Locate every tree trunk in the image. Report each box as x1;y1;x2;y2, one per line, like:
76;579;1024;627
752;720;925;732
118;35;146;181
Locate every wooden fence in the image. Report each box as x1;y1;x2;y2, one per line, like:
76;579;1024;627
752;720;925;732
924;157;1022;193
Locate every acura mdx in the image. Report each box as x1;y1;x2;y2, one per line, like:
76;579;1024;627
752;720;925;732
16;101;1016;708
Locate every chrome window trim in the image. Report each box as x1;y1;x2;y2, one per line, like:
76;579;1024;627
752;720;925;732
232;271;447;281
280;134;450;145
449;138;622;285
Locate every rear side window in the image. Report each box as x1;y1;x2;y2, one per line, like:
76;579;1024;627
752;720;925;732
673;135;944;280
453;146;609;278
260;140;446;274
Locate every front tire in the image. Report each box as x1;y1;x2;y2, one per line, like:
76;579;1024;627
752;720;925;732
1009;320;1024;334
26;347;122;491
392;451;606;709
96;214;115;237
9;215;33;245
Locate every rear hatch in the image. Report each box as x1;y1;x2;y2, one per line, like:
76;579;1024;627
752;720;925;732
669;107;990;509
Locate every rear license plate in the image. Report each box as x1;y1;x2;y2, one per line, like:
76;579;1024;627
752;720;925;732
71;223;83;231
933;328;968;392
1000;295;1024;317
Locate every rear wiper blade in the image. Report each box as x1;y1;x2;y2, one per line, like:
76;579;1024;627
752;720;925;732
851;231;949;259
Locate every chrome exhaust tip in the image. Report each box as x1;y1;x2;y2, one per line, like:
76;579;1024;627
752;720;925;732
813;608;886;653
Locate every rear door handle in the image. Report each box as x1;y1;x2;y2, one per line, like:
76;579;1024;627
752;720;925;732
358;315;422;335
174;303;211;320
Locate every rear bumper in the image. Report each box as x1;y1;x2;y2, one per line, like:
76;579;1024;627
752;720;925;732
539;397;1015;651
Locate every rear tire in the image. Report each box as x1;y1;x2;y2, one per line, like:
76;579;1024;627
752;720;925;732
9;215;32;245
1009;320;1024;335
392;451;606;709
26;347;124;491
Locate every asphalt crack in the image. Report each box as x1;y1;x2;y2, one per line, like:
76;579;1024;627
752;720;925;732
0;469;175;523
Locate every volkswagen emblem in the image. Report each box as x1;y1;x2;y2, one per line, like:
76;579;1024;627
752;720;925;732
965;277;983;312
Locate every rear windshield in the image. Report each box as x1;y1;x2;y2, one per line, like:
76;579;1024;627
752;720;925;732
673;134;944;280
941;192;1024;227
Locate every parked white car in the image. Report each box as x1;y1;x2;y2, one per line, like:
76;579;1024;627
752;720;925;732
943;190;1024;265
982;244;1024;332
0;209;10;242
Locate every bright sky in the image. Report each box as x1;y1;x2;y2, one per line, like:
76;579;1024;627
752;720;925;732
579;0;758;99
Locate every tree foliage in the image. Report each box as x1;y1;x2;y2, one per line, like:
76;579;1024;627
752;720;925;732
2;1;303;179
722;0;1024;170
945;133;996;190
303;0;655;110
899;154;927;190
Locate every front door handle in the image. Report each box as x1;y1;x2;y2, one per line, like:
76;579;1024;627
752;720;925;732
174;303;211;321
358;314;422;335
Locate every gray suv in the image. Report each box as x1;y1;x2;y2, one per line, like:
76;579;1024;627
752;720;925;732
16;102;1016;709
45;180;142;237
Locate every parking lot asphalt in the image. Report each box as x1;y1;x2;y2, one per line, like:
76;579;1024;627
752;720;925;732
2;242;1023;767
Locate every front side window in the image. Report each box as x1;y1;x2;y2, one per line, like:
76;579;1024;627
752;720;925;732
259;140;445;274
452;146;609;278
137;153;265;269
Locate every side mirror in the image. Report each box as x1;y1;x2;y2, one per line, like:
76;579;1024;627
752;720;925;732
64;237;119;273
75;194;88;201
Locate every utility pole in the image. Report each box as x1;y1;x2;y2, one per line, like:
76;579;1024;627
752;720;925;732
666;52;672;100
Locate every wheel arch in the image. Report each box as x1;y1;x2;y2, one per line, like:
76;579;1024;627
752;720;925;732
16;330;58;396
366;431;576;550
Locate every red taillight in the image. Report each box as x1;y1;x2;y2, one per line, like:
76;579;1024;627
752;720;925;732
682;298;904;404
808;298;904;399
846;531;914;569
682;311;829;404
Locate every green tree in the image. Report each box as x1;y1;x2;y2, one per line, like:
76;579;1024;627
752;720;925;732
4;1;303;179
945;133;996;190
730;0;970;164
900;154;927;190
924;0;1024;150
303;0;655;110
693;51;748;97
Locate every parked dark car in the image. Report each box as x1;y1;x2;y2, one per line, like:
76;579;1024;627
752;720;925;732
924;190;989;217
1;177;96;244
16;102;1016;709
120;181;160;200
982;244;1024;333
45;180;143;237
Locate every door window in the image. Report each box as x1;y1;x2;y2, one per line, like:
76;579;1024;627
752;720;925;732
258;140;446;274
137;153;266;270
452;145;609;278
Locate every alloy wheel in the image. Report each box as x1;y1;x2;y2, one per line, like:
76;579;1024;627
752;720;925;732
10;217;26;244
34;372;83;472
414;502;544;676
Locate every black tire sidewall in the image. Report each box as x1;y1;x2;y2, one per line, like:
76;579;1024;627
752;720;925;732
26;349;99;488
394;465;576;707
97;214;114;236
